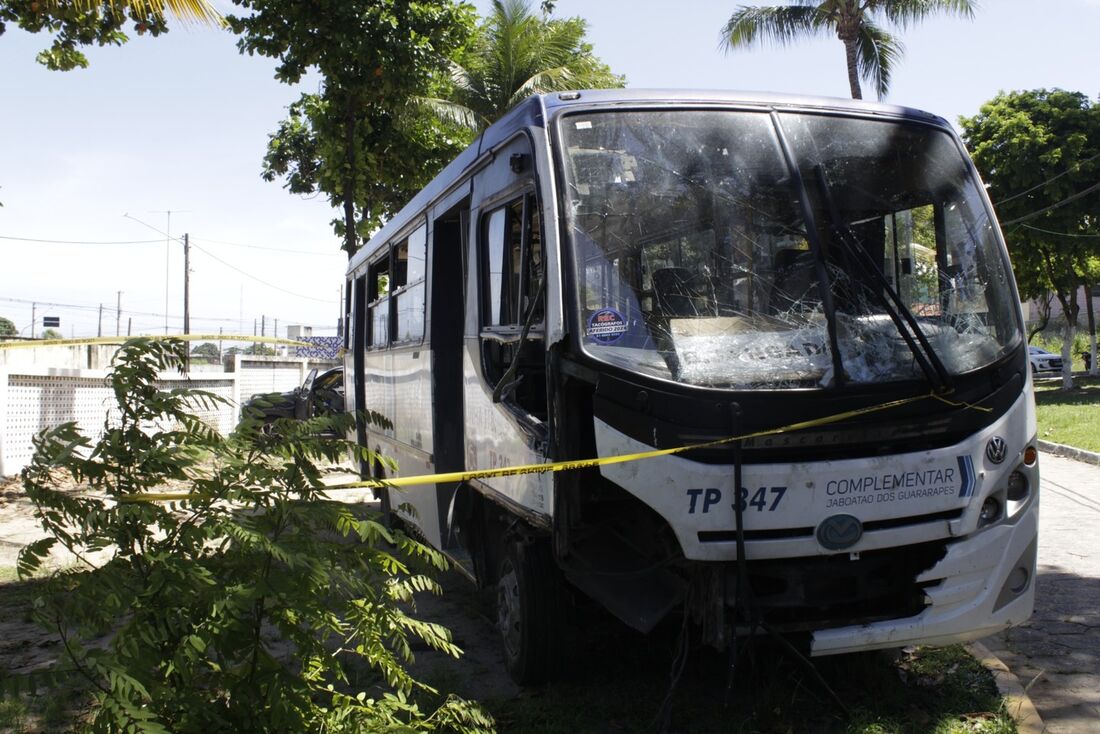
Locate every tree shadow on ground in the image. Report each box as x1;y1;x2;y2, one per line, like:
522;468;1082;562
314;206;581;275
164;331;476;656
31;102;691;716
409;569;1006;734
991;567;1100;732
1033;377;1100;406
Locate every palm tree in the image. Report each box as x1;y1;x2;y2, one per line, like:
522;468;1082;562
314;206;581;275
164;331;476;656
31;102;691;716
425;0;623;130
720;0;976;100
73;0;222;25
10;0;223;70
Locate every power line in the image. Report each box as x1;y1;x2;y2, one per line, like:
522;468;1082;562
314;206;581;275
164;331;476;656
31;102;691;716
1021;224;1100;239
0;295;246;324
189;242;334;303
0;235;164;245
189;235;343;256
999;180;1100;226
992;151;1100;206
2;232;340;257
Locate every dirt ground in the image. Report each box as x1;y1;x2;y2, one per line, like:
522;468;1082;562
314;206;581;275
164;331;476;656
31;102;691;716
0;474;1014;734
0;473;81;678
0;471;519;703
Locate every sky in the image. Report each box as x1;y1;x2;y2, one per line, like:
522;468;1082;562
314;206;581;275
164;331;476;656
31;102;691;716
2;0;1099;339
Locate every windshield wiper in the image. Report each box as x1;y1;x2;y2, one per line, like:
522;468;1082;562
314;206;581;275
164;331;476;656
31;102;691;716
812;164;952;391
770;112;848;387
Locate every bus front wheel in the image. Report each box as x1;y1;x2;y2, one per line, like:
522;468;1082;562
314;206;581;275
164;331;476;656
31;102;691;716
497;539;562;684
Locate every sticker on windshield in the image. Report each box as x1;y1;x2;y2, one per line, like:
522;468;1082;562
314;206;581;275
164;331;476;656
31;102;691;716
587;308;627;344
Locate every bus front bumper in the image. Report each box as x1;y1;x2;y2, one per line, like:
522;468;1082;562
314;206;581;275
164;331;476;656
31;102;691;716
809;505;1037;656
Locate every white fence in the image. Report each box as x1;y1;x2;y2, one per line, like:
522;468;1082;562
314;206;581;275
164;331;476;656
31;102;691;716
0;355;337;477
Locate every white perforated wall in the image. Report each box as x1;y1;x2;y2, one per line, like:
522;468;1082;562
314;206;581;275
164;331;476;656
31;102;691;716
2;373;117;472
235;359;307;401
0;370;238;477
156;378;237;436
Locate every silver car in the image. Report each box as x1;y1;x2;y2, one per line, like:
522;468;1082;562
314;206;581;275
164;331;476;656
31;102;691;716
1028;346;1063;376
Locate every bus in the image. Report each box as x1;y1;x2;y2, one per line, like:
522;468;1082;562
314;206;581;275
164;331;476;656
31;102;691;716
343;90;1038;684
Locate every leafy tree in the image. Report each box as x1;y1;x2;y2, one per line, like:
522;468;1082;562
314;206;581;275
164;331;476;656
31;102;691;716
424;0;624;131
0;315;16;336
259;88;471;257
960;89;1100;385
190;341;220;362
243;342;275;355
1;0;220;70
719;0;976;100
228;0;476;258
14;338;493;732
41;327;62;339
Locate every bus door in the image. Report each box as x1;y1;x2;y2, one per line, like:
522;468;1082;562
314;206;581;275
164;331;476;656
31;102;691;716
465;133;552;517
351;272;368;477
430;190;471;550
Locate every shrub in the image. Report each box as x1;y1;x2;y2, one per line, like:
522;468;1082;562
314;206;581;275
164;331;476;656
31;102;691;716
10;337;492;733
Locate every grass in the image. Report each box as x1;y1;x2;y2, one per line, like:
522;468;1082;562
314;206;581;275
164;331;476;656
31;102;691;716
485;643;1014;733
478;614;1015;734
1033;375;1100;452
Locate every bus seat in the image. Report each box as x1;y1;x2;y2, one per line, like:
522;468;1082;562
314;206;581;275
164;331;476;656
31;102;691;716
652;267;701;317
770;249;818;313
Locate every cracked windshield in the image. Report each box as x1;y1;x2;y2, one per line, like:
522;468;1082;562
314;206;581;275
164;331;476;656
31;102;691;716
563;110;1021;389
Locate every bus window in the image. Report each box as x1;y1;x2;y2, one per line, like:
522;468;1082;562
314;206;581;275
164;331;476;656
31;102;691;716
368;254;391;349
394;223;427;343
484;207;510;326
525;205;543;324
483;201;525;327
880;204;933;312
343;277;353;349
479;193;546;421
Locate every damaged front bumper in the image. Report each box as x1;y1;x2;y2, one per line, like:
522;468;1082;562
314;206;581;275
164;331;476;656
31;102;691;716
810;504;1037;655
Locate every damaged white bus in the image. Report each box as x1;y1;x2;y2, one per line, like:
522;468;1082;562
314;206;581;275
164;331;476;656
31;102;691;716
343;90;1038;684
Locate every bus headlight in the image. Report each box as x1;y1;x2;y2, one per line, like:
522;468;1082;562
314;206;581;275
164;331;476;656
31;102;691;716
978;496;1003;528
1006;470;1029;502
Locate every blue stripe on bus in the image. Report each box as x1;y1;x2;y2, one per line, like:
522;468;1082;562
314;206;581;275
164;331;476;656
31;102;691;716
957;455;975;497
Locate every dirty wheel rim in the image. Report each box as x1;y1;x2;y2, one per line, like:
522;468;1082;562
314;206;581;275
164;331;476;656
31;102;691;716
497;559;521;659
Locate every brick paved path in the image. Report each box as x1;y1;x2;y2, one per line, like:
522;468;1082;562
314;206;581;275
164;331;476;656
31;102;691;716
982;453;1100;734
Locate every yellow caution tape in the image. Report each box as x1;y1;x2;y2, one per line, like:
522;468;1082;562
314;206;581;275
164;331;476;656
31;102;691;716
118;389;989;504
0;334;312;349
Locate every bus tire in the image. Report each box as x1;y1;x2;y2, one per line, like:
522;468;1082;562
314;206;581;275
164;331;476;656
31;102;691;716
497;539;563;685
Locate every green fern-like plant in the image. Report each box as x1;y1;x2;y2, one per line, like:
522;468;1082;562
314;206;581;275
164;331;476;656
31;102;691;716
8;338;493;733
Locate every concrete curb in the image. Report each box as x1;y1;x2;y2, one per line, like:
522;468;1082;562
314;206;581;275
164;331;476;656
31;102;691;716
1038;440;1100;467
966;642;1045;734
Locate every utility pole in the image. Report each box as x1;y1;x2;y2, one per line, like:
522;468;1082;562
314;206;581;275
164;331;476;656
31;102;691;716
162;211;172;334
261;315;266;337
116;291;122;336
183;233;191;336
127;318;132;336
30;302;36;337
97;304;103;337
124;210;191;335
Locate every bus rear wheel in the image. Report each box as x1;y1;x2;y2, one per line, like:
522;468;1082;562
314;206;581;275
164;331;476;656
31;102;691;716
497;539;563;685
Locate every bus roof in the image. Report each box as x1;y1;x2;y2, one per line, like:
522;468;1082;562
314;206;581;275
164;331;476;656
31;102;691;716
347;89;949;273
540;88;947;125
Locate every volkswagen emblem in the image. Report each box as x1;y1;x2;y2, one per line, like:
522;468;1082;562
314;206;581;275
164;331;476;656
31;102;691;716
816;514;863;551
986;436;1008;464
